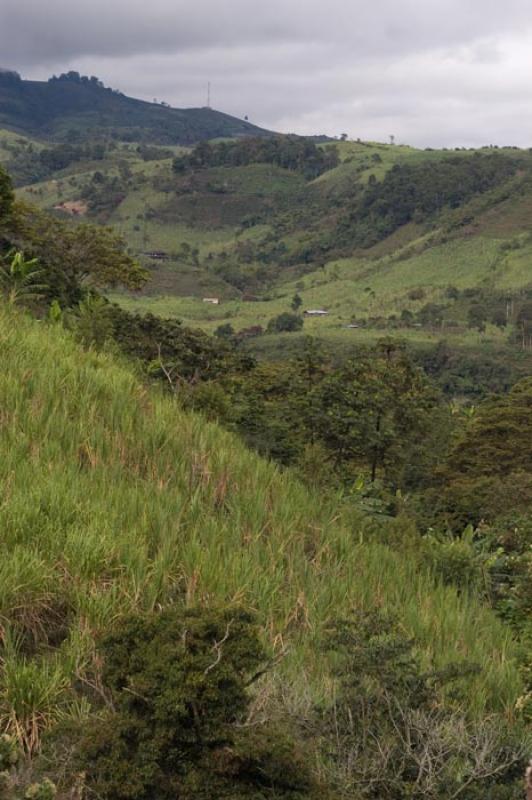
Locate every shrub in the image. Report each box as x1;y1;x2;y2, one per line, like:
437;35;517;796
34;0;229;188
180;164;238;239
267;312;303;334
80;606;321;800
320;611;527;800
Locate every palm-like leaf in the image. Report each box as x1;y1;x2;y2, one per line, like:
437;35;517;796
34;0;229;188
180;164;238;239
0;250;46;305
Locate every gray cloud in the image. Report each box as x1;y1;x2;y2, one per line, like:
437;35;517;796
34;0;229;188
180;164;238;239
2;0;532;146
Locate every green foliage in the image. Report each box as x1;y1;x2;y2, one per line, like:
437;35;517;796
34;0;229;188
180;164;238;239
0;73;266;144
6;202;146;304
320;611;527;800
420;526;492;592
337;153;517;247
5;142;108;186
0;646;70;754
224;361;308;464
291;293;303;311
0;165;14;223
66;294;116;349
207;341;447;489
108;305;253;383
434;377;532;526
173;136;338;180
214;322;235;339
81;606;320;800
419;341;522;398
479;514;532;636
0;302;521;757
267;312;304;333
309;342;443;487
0;251;44;306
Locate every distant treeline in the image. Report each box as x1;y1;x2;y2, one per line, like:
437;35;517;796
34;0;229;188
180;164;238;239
3;140;112;186
173;135;339;180
38;142;107;171
48;71;107;89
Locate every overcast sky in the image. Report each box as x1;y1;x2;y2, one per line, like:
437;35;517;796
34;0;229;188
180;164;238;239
2;0;532;147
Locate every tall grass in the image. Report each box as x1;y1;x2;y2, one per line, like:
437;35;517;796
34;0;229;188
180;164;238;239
0;304;522;746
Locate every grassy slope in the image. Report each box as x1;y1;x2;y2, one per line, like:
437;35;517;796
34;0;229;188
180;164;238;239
0;303;522;728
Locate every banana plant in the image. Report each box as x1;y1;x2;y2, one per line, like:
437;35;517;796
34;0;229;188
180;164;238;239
0;250;45;306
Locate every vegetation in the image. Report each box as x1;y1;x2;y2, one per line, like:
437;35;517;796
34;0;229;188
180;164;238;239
0;163;14;220
0;250;44;305
173;136;339;179
80;606;321;800
336;153;518;248
266;311;304;333
320;611;527;799
0;139;531;797
5;202;146;304
0;72;268;144
0;300;528;795
430;376;532;527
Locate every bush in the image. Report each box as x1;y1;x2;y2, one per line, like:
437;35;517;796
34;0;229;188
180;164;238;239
320;611;527;800
214;322;235;339
80;606;321;800
267;312;303;334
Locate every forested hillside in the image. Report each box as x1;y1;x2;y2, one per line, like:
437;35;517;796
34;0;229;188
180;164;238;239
0;70;269;144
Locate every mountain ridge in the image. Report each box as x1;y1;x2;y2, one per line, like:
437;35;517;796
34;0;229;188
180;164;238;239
0;70;272;144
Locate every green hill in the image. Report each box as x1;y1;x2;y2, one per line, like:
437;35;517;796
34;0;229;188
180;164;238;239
0;130;530;794
0;70;270;144
5;131;532;391
0;302;522;736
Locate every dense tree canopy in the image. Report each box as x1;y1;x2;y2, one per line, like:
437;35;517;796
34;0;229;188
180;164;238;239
173;136;339;180
431;377;532;527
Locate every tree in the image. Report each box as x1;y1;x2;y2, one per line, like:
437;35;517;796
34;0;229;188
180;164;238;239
309;343;441;487
0;165;14;225
291;293;303;312
320;611;526;800
80;607;322;800
434;377;532;527
6;203;147;305
214;323;235;340
226;361;310;465
108;307;254;386
66;294;116;349
468;302;487;332
267;312;303;334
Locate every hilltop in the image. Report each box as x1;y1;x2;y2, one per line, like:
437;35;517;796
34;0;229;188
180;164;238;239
0;69;270;144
